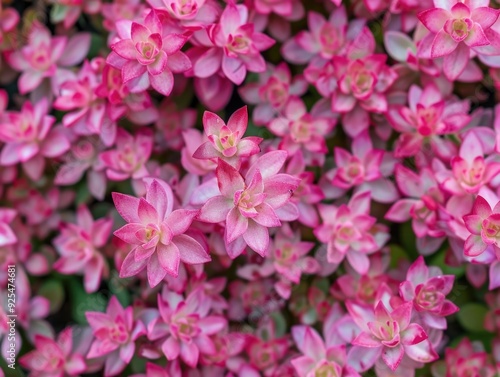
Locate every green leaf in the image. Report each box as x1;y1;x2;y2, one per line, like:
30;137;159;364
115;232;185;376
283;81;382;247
456;303;488;333
69;279;108;325
388;244;409;269
50;4;66;23
38;279;65;314
429;249;465;278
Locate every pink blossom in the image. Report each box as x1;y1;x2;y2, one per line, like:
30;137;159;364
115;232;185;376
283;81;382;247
0;4;18;46
314;191;389;275
0;99;70;180
387;84;470;160
435;132;500;195
113;179;211;287
4;22;90;95
107;9;192;96
149;288;227;367
19;327;87;377
196;151;300;258
191;2;275;84
400;256;458;329
463;195;500;257
347;301;438;371
193;106;262;166
0;208;16;247
268;97;334;162
327;131;399;203
99;128;153;181
417;0;500;80
53;205;112;293
86;296;146;376
155;100;197;151
238;62;307;125
146;0;220;26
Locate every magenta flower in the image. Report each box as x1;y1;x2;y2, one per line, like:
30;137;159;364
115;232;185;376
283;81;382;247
400;256;458;329
387;84;471;160
347;301;438;371
113;179;211;287
4;22;90;95
147;0;220;26
86;296;146;376
149;288;227;368
196;151;300;258
418;0;500;80
0;99;70;180
463;195;500;257
314;191;389;275
192;1;275;84
107;9;191;96
53;205;112;293
99;128;153;181
193;106;262;166
19;327;86;377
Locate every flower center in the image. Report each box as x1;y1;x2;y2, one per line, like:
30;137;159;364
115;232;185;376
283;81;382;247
450;18;472;41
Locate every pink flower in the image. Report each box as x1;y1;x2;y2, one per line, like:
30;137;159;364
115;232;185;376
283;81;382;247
0;99;70;180
191;2;275;84
146;0;220;26
4;22;90;95
418;0;500;80
193;106;262;166
436;132;500;195
107;9;192;96
238;62;308;125
328;131;399;203
400;256;458;329
463;195;500;257
86;296;146;376
149;288;227;368
196;151;300;258
268;97;333;161
0;208;16;247
387;84;471;160
99;128;153;181
0;5;18;46
347;301;438;371
386;164;446;254
331;54;397;137
113;178;211;287
314;191;389;275
53;205;112;293
19;327;86;377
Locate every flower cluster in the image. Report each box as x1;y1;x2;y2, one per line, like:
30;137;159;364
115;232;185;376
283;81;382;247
2;0;500;376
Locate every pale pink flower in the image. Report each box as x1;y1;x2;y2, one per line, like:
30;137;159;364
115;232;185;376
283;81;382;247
86;296;146;376
387;84;471;160
347;301;438;371
99;128;153;181
327;131;399;203
0;99;70;180
193;106;262;167
268;97;333;162
191;1;275;84
400;256;458;329
181;129;217;176
0;4;19;46
113;179;211;287
193;75;234;112
0;208;16;247
53;205;112;293
148;288;227;368
463;195;500;257
4;22;90;95
102;0;147;34
418;0;500;80
196;151;300;258
107;9;192;96
238;62;307;125
146;0;220;26
314;191;389;275
19;327;87;377
435;132;500;195
155;100;196;151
